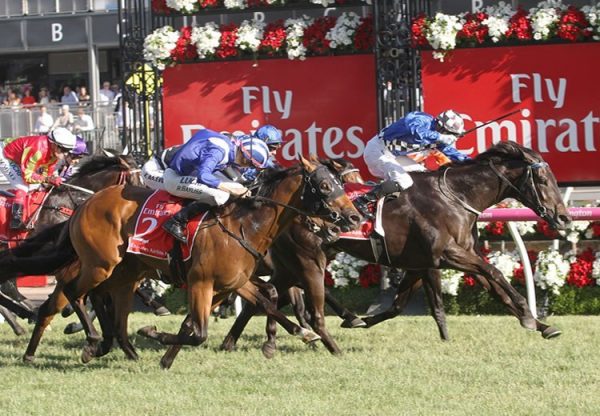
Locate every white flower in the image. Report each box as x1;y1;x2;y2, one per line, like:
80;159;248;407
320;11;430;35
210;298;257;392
426;13;463;51
236;20;265;52
191;23;221;59
534;248;570;295
166;0;197;13
326;252;368;288
285;16;312;60
582;4;600;40
440;269;463;296
326;12;362;49
515;221;536;236
143;26;180;70
529;1;566;40
488;250;520;281
224;0;247;9
310;0;336;6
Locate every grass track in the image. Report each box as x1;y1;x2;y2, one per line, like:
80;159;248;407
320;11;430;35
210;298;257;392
1;314;599;415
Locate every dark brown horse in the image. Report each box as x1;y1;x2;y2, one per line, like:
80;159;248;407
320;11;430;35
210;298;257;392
221;142;571;355
10;156;361;366
0;153;142;334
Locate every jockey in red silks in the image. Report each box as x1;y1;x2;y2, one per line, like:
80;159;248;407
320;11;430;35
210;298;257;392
0;127;77;229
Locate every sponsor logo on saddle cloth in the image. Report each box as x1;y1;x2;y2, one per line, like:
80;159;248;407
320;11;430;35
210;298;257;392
0;190;48;244
339;183;378;240
127;190;207;260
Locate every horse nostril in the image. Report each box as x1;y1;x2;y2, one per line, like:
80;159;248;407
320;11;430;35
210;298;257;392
349;214;361;225
559;214;571;225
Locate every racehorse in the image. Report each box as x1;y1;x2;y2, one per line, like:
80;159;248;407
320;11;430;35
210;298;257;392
6;156;361;367
0;153;142;333
220;142;571;355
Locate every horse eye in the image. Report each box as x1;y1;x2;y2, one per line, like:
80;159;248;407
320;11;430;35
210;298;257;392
320;181;332;193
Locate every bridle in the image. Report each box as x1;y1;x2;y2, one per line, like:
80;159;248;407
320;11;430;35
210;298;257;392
442;159;552;223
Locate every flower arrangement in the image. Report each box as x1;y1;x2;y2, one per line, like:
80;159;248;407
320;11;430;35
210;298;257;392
411;1;599;61
152;0;372;14
326;252;381;289
143;13;374;69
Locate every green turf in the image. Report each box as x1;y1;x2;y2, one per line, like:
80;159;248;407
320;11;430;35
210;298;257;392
1;313;599;415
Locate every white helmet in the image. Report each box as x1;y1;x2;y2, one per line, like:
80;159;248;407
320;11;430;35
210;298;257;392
437;110;465;135
48;127;76;149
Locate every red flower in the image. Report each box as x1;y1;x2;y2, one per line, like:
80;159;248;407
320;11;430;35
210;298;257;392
260;20;286;55
324;270;334;287
303;16;336;55
505;7;533;41
358;264;381;288
463;275;476;287
536;220;559;238
199;0;218;7
557;6;592;42
217;23;239;59
354;16;374;51
512;251;537;285
592;222;600;237
566;248;595;287
170;26;198;63
457;12;489;45
151;0;171;14
411;14;429;47
485;221;505;236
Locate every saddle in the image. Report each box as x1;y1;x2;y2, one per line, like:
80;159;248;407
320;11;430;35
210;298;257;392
0;190;48;243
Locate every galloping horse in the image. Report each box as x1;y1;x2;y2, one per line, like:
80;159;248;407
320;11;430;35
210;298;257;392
9;156;361;366
220;142;571;355
0;153;142;334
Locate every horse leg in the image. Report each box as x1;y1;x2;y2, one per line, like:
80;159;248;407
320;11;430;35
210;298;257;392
288;287;312;330
80;291;114;362
421;269;449;341
219;299;259;352
256;281;280;359
110;280;140;361
0;305;26;336
326;289;367;329
362;271;423;328
23;286;70;362
442;244;552;336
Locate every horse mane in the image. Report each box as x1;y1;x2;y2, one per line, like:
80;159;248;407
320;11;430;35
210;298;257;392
473;141;541;164
69;155;127;180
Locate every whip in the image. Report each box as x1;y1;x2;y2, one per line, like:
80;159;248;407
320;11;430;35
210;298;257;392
460;108;523;137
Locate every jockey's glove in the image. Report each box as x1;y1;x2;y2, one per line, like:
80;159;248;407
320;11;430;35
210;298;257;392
46;176;64;187
218;182;249;197
437;133;458;146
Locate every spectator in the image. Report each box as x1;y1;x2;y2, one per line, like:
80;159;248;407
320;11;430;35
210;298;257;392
33;105;54;133
60;86;79;106
52;104;75;131
73;107;95;133
99;81;115;104
4;90;21;108
21;88;37;106
78;86;91;105
38;87;50;105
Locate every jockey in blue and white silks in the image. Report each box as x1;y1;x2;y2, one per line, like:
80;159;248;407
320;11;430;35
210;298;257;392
363;110;470;195
161;127;271;244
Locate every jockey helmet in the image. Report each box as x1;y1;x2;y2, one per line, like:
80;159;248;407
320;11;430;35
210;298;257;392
253;124;282;147
239;137;270;169
70;136;89;156
436;110;465;136
48;127;77;150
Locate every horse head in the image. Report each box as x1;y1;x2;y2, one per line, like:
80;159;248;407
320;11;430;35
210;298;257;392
477;141;571;230
298;155;362;232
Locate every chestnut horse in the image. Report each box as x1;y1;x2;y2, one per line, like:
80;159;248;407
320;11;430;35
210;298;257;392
11;156;361;366
220;142;571;355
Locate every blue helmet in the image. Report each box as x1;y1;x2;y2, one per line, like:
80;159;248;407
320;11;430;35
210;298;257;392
253;124;282;146
239;137;271;169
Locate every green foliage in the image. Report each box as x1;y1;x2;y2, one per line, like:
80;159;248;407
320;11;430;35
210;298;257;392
549;285;600;315
163;286;188;314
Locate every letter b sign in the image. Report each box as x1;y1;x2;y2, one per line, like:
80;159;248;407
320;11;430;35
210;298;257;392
52;23;63;42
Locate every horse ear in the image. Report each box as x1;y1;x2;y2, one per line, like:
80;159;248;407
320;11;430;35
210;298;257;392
309;154;319;162
331;159;343;170
122;146;129;156
102;148;116;157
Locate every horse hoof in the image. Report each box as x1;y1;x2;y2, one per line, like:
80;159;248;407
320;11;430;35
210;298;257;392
154;306;171;317
137;325;158;339
64;322;84;335
81;344;97;364
220;341;235;352
542;326;562;339
14;327;27;336
261;342;276;359
160;356;174;370
22;354;35;363
299;328;321;344
520;317;537;331
340;317;367;329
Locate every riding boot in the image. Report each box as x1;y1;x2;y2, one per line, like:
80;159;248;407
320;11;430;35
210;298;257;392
10;202;25;230
162;200;215;244
353;180;403;220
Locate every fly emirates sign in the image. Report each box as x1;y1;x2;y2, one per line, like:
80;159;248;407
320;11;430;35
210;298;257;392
421;42;600;184
162;55;377;173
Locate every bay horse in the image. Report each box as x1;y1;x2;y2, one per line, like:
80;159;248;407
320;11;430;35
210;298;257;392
0;153;142;333
10;156;361;366
220;142;571;355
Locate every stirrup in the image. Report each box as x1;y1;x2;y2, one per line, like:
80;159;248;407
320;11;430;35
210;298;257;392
162;218;188;244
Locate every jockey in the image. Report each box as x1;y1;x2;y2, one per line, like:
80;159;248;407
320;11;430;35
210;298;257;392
0;127;76;229
162;127;271;243
240;124;283;182
60;136;89;180
363;109;470;194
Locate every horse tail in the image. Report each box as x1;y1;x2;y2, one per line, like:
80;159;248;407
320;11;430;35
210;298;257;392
0;221;77;282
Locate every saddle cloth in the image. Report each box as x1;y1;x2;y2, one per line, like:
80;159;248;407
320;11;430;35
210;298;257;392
0;190;48;243
127;190;207;260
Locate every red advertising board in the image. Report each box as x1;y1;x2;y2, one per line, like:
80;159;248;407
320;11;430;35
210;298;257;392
162;55;377;175
422;43;600;185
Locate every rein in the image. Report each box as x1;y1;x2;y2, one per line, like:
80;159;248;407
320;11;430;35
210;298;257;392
441;168;483;216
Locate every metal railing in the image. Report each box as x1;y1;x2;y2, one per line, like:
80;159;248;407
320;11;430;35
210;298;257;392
0;102;122;151
0;0;119;17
